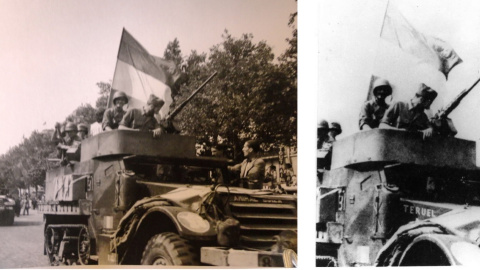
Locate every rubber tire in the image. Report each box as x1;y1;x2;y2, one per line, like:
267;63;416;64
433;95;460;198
140;232;198;265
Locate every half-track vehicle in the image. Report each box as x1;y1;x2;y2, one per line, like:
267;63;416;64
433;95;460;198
317;129;480;266
39;130;297;267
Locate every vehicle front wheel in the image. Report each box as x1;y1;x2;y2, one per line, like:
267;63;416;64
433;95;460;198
140;232;198;266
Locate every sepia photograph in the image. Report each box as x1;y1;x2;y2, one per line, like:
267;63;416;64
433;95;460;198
0;0;297;267
316;0;480;267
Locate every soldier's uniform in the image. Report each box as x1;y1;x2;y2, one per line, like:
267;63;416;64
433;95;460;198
359;79;392;130
381;84;437;131
103;91;128;130
119;94;165;132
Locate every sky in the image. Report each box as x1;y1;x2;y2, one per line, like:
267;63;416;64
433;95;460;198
317;0;480;143
0;0;296;155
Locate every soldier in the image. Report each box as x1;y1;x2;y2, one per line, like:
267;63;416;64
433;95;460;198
118;94;165;137
317;120;329;149
103;91;128;131
57;122;81;148
77;123;89;140
379;83;437;139
328;122;342;142
57;122;82;165
211;144;226;158
228;140;265;189
359;78;392;130
318;122;342;170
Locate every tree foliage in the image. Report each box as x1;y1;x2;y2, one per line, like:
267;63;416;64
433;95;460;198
95;81;111;109
0;82;111;192
176;29;297;157
163;38;183;66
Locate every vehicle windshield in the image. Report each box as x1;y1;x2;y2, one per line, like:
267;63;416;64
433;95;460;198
123;157;227;186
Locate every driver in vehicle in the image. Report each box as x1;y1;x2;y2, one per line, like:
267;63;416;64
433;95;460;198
228;139;265;189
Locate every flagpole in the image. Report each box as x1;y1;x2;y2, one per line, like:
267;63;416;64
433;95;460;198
106;28;126;109
379;0;390;38
366;0;391;103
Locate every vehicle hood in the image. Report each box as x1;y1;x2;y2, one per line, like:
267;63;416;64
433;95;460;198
160;185;280;212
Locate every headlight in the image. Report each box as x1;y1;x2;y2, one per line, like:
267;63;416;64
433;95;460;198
177;212;210;233
451;241;480;266
283;249;297;268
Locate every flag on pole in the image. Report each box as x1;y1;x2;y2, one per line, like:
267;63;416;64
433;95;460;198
380;3;462;78
109;29;183;118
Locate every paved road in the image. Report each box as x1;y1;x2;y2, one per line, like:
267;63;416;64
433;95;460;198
0;210;50;268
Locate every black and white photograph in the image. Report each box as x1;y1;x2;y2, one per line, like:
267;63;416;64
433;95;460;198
0;0;297;267
316;0;480;267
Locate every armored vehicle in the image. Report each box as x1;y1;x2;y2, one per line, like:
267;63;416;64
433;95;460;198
39;130;297;267
0;195;15;226
317;129;480;266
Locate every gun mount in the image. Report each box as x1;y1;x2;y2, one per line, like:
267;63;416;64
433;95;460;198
160;72;217;133
431;77;480;136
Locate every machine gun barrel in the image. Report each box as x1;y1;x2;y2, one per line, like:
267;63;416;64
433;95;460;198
431;76;480;136
166;71;217;121
436;77;480;119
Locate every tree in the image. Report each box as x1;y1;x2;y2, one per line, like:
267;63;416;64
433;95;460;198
95;82;111;109
176;30;297;159
65;103;96;124
0;130;55;194
163;38;183;66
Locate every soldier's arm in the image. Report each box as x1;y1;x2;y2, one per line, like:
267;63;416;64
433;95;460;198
379;102;401;129
118;110;139;131
359;102;373;130
228;163;242;172
102;110;113;131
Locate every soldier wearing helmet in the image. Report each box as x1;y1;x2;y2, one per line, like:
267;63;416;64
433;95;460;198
318;122;342;170
77;123;89;140
62;122;82;146
56;122;82;164
317;120;329;149
103;91;129;131
359;78;392;130
380;83;437;139
119;94;165;138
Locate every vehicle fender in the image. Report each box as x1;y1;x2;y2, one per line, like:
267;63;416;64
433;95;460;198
137;205;217;239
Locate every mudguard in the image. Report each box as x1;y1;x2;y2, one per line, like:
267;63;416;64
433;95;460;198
375;206;480;266
111;195;217;255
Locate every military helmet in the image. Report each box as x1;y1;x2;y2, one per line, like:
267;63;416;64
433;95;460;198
318;120;329;130
77;123;88;132
372;79;392;96
330;122;342;135
113;91;128;104
65;122;78;132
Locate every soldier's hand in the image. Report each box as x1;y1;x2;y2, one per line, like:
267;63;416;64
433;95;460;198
422;127;434;140
152;128;164;138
